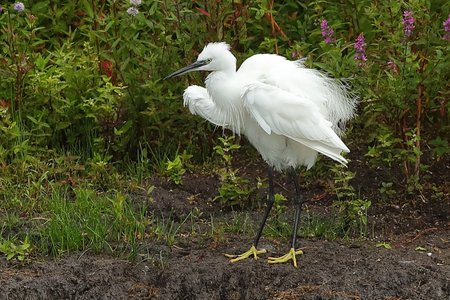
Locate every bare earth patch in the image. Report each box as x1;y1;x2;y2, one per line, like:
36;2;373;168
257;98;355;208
0;229;448;299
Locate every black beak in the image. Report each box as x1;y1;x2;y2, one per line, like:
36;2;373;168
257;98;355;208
164;60;209;80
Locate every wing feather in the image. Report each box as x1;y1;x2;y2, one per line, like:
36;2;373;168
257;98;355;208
238;54;357;136
183;85;243;135
242;82;349;164
183;85;223;126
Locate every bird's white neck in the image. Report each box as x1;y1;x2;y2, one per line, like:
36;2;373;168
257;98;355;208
205;70;239;106
204;70;245;135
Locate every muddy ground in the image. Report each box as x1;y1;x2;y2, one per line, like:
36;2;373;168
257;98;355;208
0;151;449;299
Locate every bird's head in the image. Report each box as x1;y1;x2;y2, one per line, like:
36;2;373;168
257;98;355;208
165;42;236;80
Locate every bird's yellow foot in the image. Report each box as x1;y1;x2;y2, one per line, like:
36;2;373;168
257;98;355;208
224;245;267;263
268;248;304;268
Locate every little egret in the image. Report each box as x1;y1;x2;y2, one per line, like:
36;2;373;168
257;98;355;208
165;42;357;268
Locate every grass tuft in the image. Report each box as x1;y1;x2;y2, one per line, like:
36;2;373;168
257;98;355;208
40;184;148;257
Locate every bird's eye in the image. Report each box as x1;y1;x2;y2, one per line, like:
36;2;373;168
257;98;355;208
206;58;212;63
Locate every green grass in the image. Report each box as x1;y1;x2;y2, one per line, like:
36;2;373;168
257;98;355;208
0;156;373;263
263;204;370;242
300;207;343;240
149;213;189;248
0;161;151;261
40;185;149;257
224;212;256;236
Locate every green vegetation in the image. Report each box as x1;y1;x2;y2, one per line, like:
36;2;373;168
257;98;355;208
164;151;192;185
41;186;148;257
213;136;255;206
376;242;393;249
0;1;448;262
0;236;31;261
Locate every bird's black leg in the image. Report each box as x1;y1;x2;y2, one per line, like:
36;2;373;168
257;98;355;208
267;167;305;267
253;166;275;248
289;166;303;249
224;167;274;262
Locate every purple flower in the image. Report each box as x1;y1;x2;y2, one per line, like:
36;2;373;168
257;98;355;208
354;33;367;63
320;19;335;44
130;0;142;6
13;2;25;12
403;10;415;37
127;7;139;16
443;14;450;41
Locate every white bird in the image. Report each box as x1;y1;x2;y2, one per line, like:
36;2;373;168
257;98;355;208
165;42;357;268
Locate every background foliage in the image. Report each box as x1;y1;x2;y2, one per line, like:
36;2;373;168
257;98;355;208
0;0;448;169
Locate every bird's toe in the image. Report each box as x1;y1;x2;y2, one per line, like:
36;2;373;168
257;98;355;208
268;248;304;268
224;245;267;262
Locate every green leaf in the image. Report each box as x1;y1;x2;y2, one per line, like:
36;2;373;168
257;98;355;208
376;242;392;249
81;0;94;18
415;246;426;252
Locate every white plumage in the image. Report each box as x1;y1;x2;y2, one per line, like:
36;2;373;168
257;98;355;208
177;42;357;171
166;42;358;267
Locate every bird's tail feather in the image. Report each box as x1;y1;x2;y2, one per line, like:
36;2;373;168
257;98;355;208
297;139;348;167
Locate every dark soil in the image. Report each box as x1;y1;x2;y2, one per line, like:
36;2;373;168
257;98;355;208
1;151;449;299
1;231;449;300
